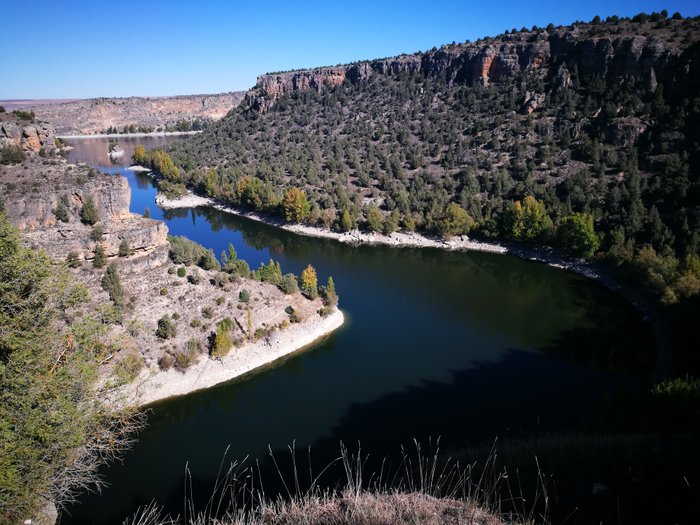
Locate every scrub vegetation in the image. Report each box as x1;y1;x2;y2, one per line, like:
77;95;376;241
0;213;141;523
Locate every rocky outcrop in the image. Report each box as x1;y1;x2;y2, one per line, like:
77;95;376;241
246;23;693;113
3;173;131;229
1;155;169;269
0;118;57;152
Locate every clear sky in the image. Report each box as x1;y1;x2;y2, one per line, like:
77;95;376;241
2;0;698;99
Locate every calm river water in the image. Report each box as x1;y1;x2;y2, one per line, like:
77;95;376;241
62;136;654;524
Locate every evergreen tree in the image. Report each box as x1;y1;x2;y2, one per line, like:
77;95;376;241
93;244;106;268
101;263;124;309
80;196;99;225
557;213;600;258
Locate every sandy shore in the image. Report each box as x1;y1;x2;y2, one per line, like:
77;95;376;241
156;191;210;208
58;131;203;139
108;309;344;408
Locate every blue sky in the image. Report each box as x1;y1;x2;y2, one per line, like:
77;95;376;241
2;0;698;99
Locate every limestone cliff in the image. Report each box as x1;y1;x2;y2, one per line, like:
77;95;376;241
246;21;698;112
1;153;168;269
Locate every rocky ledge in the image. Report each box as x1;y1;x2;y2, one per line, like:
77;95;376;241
1;113;57;153
247;18;699;112
1;154;168;268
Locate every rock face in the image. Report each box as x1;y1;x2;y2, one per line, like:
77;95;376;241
1;154;169;269
2;92;246;135
0;118;57;152
246;24;695;113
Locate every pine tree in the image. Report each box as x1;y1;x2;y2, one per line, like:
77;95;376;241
323;276;338;306
101;263;124;309
93;244;106;268
80;196;99;225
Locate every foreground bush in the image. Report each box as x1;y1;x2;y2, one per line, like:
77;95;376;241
0;213;141;522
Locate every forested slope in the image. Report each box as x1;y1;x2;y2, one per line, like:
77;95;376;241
160;12;700;303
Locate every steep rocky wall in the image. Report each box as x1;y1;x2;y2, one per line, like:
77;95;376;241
3;172;131;229
247;24;693;112
1;155;169;269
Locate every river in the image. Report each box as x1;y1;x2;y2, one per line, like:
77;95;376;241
63;136;654;524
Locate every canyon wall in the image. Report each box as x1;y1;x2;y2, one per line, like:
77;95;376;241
247;25;697;112
3;92;246;135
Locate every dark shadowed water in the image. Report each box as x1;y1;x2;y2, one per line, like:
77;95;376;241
62;137;655;524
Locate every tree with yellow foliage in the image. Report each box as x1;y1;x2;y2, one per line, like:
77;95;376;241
282;187;310;223
300;264;318;298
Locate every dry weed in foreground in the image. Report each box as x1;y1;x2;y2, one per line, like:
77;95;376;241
123;440;545;525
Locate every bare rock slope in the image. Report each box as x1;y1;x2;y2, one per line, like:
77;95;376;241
4;92;245;135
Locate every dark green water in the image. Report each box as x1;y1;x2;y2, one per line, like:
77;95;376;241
63;137;654;524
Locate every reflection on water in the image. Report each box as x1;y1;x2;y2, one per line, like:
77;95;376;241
62;137;655;525
65;135;187;168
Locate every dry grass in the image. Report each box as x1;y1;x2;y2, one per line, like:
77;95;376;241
123;442;544;525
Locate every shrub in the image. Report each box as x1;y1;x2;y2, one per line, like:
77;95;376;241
190;318;202;328
280;273;299;294
118;239;131;257
114;353;144;384
239;289;250;303
318;305;334;318
177;266;186;277
127;320;144;337
168;235;220;270
216;296;225;305
158;353;175;371
186;338;204;354
156;315;176;339
66;251;81;268
211;272;230;288
12;110;34;120
201;306;213;319
90;225;104;241
210;319;235;358
0;145;26;165
174;350;196;371
80;196;99;225
159;287;168;296
171;312;181;320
